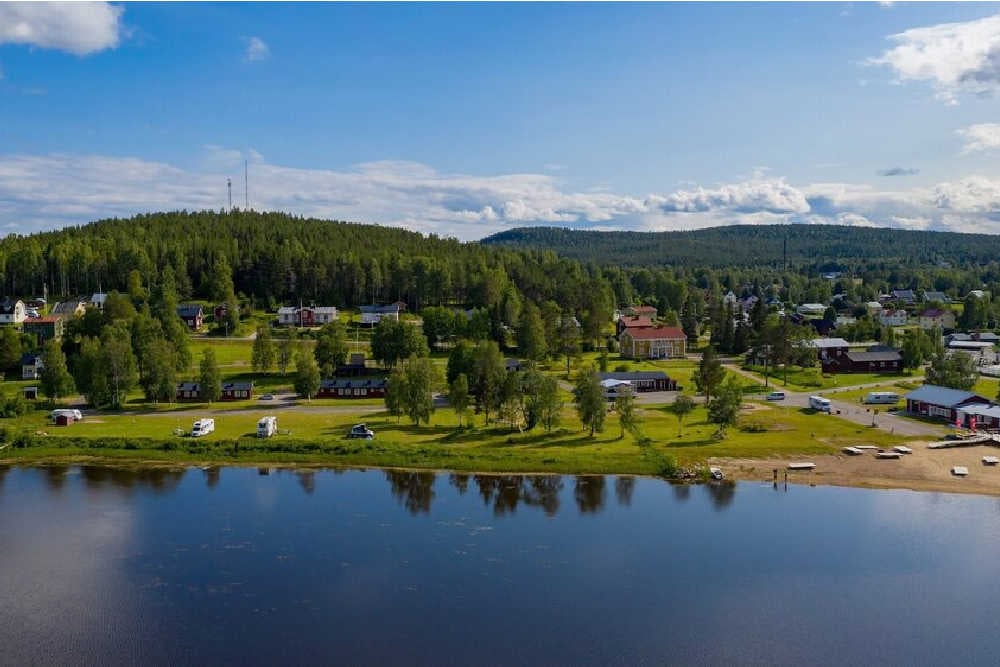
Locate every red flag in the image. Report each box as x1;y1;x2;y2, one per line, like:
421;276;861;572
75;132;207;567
971;418;977;433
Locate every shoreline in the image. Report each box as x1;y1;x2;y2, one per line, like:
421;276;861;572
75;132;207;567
7;444;1000;497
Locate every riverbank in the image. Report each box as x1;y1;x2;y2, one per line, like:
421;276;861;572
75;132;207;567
714;444;1000;496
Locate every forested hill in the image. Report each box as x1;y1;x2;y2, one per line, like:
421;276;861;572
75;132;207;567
0;211;617;314
481;224;1000;269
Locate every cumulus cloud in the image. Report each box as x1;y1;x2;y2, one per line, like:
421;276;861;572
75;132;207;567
0;2;124;55
4;151;1000;239
869;13;1000;104
957;123;1000;153
878;166;920;176
245;36;269;62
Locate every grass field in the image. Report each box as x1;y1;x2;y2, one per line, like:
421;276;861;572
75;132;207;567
742;365;917;392
2;393;915;474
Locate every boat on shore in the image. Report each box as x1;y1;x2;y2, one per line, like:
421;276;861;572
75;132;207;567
893;446;913;455
709;467;724;480
952;466;969;476
788;462;816;471
842;447;863;456
983;456;999;466
876;451;902;460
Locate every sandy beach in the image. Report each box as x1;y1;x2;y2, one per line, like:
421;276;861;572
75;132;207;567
714;443;1000;496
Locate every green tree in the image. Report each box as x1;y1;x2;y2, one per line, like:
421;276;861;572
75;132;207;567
901;329;926;370
420;306;456;351
449;373;470;427
529;373;562;433
139;339;177;404
573;366;606;437
385;366;405;422
294;349;322;400
694;345;725;402
614;386;640;440
499;370;525;431
401;355;436;425
671;394;695;436
0;326;26;373
251;325;276;374
100;324;138;409
517;301;548;361
371;318;429;368
707;374;742;436
557;315;581;376
446;339;477;385
39;338;74;402
925;350;977;390
313;321;348;376
199;348;222;403
472;340;507;423
277;328;296;375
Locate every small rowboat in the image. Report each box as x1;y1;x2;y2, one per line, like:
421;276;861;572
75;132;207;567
876;451;902;460
788;462;816;471
893;446;913;455
709;467;724;480
952;466;969;476
982;456;999;466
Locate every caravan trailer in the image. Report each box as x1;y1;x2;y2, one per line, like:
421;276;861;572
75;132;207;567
864;391;900;405
257;416;278;438
808;396;832;413
191;418;215;437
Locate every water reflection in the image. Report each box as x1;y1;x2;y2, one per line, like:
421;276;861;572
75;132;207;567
705;481;736;511
615;476;636;506
0;464;9;489
203;466;221;489
672;483;691;502
297;471;316;495
449;473;470;495
470;475;564;516
385;470;436;515
80;466;186;494
574;476;606;514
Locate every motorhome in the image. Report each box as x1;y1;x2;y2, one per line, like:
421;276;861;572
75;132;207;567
257;416;278;438
191;418;215;437
863;391;900;405
347;423;375;439
809;396;831;413
50;408;82;422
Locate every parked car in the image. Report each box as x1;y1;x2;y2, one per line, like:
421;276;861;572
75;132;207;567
766;391;786;401
259;394;274;400
347;423;375;440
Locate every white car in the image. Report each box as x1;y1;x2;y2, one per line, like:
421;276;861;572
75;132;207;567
765;391;786;401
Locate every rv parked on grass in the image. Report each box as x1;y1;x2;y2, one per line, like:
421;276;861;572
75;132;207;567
191;418;215;437
257;416;277;438
50;408;82;422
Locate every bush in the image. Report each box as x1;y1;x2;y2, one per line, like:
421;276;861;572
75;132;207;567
614;363;630;372
739;420;768;433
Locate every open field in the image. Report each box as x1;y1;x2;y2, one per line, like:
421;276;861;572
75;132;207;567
1;396;915;475
742;365;917;392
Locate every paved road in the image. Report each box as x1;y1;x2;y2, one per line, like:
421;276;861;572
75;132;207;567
725;364;944;438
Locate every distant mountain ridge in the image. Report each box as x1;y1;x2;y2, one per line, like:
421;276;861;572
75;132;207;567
480;224;1000;268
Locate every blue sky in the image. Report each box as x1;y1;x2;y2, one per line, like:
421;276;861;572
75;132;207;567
4;2;1000;239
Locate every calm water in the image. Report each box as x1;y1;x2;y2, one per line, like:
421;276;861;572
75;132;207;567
1;466;999;666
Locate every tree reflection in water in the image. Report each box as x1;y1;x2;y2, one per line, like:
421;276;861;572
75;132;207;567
41;465;71;491
297;471;316;495
80;466;185;494
574;476;607;514
449;473;470;495
705;481;736;511
385;470;436;515
671;483;691;502
614;476;635;506
470;475;563;516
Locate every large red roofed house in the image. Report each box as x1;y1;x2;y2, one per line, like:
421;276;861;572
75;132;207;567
616;315;655;337
620;326;686;359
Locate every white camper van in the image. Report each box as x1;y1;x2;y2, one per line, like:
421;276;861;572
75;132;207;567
50;408;83;422
808;396;832;413
257;416;277;438
191;418;215;437
863;391;900;405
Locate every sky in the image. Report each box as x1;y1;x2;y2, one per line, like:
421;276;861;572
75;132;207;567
4;2;1000;240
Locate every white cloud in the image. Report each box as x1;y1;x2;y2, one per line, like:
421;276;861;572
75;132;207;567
869;13;1000;104
0;2;124;55
245;36;269;62
4;151;1000;240
957;123;1000;153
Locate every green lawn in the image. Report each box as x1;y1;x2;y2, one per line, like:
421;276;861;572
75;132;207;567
3;392;914;474
821;379;922;405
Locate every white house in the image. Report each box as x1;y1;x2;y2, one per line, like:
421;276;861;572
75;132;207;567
0;298;26;325
866;301;883;314
879;309;908;327
312;306;339;325
918;308;956;330
21;353;43;380
361;303;404;325
277;306;298;325
796;303;827;318
90;293;107;310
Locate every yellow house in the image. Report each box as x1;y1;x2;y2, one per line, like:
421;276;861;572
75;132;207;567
620;326;687;359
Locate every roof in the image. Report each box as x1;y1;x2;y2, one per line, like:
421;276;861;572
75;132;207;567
620;316;654;329
20;353;41;365
797;303;826;310
600;378;631;389
866;301;882;309
51;301;84;315
904;384;987;408
948;341;995;349
320;378;388;389
920;308;949;318
505;358;521;370
956;403;1000;418
312;306;338;314
845;350;902;363
361;304;402;314
599;371;669;381
924;291;949;302
949;333;972;341
177;304;203;317
628;305;657;314
808;337;850;348
978;333;1000;342
622;326;686;341
0;298;22;315
277;306;297;315
177;382;200;391
91;293;107;304
23;316;61;324
222;382;254;391
892;289;916;300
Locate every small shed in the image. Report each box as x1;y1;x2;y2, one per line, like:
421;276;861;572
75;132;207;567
22;386;38;400
55;414;72;426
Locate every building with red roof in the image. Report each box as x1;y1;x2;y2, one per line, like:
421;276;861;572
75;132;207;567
620;326;686;359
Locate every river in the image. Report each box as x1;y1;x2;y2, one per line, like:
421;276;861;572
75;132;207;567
1;465;998;665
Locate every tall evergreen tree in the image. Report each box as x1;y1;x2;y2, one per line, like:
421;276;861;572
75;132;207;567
39;338;74;403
